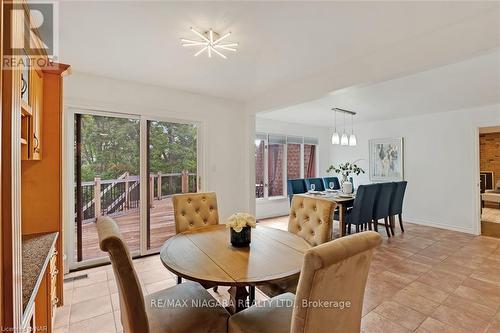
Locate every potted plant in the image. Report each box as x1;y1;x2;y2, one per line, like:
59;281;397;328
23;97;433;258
227;213;257;247
327;161;365;194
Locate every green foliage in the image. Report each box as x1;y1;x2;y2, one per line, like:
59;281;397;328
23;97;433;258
327;162;365;177
78;115;197;182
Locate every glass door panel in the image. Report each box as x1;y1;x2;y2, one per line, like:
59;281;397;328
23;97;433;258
146;120;198;251
74;113;140;262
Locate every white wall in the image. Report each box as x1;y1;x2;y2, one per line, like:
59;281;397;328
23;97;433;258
329;104;500;234
255;117;332;218
64;72;252;220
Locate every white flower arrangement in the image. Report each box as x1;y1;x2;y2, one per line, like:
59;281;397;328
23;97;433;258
226;213;257;233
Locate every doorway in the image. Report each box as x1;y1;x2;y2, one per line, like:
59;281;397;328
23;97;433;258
479;126;500;238
70;110;200;269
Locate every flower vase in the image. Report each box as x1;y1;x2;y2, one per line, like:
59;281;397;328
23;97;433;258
341;175;353;194
230;226;251;247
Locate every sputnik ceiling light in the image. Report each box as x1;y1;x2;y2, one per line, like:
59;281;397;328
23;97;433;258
331;108;357;147
181;27;238;59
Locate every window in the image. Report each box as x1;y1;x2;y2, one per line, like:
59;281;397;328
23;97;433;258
255;133;318;200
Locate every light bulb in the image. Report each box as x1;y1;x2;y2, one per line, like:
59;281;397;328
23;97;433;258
331;132;340;145
349;134;357;146
341;133;349;146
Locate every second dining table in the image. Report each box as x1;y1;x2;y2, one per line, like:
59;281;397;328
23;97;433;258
160;224;311;313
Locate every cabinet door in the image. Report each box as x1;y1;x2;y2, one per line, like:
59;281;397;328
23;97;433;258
30;68;43;160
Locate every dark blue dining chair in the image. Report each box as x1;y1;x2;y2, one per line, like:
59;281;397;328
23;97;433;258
304;178;325;191
372;182;396;237
389;181;408;232
287;179;307;203
335;184;378;234
322;177;340;190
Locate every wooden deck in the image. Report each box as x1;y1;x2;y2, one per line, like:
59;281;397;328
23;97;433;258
77;197;175;261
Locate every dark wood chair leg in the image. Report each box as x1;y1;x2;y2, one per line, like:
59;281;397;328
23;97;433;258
355;224;360;233
177;276;182;284
373;219;378;232
249;286;255;306
398;214;405;232
213;286;218;292
389;216;395;236
384;217;391;237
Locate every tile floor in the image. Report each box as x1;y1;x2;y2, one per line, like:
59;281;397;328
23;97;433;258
55;217;500;333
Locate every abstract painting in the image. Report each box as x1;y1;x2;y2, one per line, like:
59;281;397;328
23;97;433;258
369;138;404;181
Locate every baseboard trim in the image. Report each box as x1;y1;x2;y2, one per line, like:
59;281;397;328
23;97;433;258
404;216;477;235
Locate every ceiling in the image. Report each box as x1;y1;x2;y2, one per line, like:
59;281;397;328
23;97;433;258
258;49;500;126
58;1;500;103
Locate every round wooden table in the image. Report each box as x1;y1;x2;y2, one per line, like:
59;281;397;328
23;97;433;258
160;224;311;312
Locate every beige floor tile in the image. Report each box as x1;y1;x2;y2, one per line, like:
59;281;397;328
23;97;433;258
403;281;449;303
72;281;110;304
453;285;500;310
113;311;123;333
53;304;71;328
417;269;466;293
361;311;410;333
144;278;177;295
374;300;427;331
391;289;440;316
416;317;468;333
442;295;497;322
110;292;120;312
431;304;490;333
69;312;117;333
70;295;113;324
138;267;173;285
73;270;108;288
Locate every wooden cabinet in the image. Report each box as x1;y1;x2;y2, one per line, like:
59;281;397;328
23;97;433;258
21;63;43;160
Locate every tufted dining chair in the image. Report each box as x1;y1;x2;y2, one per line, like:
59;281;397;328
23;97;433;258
172;192;219;233
259;195;336;298
172;192;220;287
97;216;229;333
229;231;382;333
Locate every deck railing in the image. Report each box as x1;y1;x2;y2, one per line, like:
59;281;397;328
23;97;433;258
78;171;197;222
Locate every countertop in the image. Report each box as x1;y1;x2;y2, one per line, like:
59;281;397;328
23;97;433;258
22;232;58;311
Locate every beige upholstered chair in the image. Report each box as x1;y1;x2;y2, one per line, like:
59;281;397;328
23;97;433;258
229;231;382;333
172;192;219;233
259;195;337;297
97;216;229;333
288;195;337;246
172;192;220;287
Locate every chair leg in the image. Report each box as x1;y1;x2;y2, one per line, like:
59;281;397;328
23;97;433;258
213;286;218;292
177;276;182;284
373;219;378;232
347;224;352;234
389;216;395;236
355;224;360;233
249;286;255;306
398;214;405;232
384;218;391;237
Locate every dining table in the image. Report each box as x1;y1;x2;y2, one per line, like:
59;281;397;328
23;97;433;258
160;224;311;313
297;191;355;237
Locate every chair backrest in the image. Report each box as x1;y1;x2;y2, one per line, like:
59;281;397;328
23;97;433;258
389;181;408;216
322;177;340;190
287;179;307;196
350;184;378;225
291;231;382;333
172;192;219;233
97;216;149;333
349;177;355;190
373;182;396;220
288;195;337;246
304;178;325;191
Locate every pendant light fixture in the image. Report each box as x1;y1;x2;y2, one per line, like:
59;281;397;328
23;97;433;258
349;113;357;146
340;111;349;146
331;108;357;147
331;109;340;145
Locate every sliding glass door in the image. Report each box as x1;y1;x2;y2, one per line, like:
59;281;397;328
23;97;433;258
72;111;200;267
146;120;198;252
74;113;141;262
